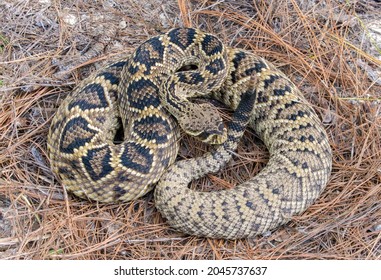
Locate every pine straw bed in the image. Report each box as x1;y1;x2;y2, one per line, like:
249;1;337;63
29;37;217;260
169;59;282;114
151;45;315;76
1;0;381;260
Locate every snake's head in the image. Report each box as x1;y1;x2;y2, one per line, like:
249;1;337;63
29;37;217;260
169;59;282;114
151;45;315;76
178;103;227;145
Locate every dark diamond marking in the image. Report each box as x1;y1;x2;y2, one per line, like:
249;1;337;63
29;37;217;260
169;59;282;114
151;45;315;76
68;83;109;111
205;57;225;75
120;142;153;174
201;34;223;56
133;115;171;144
133;37;165;74
126;79;161;110
168;28;196;50
59;117;97;154
82;146;113;181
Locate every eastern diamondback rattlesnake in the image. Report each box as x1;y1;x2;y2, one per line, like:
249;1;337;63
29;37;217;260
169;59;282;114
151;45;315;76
48;28;332;239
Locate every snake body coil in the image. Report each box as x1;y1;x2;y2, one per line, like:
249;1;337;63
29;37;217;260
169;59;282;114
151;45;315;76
48;28;332;239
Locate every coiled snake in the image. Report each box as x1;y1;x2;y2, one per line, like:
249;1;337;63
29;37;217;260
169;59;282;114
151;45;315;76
48;28;332;239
